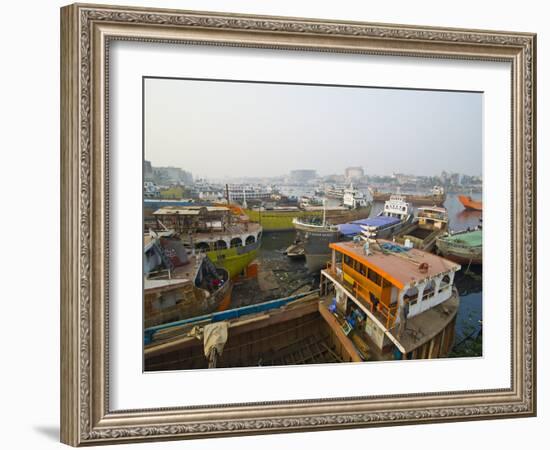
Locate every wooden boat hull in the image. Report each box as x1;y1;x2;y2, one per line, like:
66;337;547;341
436;230;482;266
144;293;360;371
284;242;305;259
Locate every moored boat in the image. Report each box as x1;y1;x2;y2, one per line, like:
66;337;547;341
144;291;362;370
144;236;463;369
147;205;262;279
293;217;340;273
342;183;370;209
144;230;232;328
292;194;413;273
320;236;461;361
284;241;306;259
436;227;482;265
393;206;449;251
370;185;446;206
325;185;346;200
458;194;483;211
245;193;372;232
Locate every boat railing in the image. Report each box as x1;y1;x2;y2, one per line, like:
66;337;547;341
145;268;172;280
144;289;319;345
353;283;397;329
324;263;397;328
419;211;447;221
439;238;482;250
325;262;342;277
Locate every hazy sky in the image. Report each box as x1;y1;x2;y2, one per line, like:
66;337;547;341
144;78;482;179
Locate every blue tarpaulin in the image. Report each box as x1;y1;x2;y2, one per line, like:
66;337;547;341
338;216;400;236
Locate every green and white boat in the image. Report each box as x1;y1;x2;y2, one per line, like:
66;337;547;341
436;227;482;266
148;205;262;279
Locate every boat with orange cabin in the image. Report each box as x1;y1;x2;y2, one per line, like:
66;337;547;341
143;231;463;368
320;233;461;361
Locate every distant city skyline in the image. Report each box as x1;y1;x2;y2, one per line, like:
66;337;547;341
145;78;483;179
143;161;480;182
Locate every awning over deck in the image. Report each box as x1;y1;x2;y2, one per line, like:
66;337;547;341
338;216;400;237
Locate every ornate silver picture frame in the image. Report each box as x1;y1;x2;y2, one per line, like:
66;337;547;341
60;3;536;446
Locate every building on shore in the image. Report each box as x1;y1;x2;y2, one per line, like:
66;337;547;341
289;169;317;183
345;166;364;180
144;160;193;185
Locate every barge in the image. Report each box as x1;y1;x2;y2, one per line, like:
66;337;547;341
370;185;446;206
144;292;359;371
393;206;449;251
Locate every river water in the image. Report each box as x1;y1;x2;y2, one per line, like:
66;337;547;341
234;191;483;357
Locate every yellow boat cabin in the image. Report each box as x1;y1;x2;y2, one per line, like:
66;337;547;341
320;239;461;361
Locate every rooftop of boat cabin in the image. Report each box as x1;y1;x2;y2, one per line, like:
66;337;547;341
329;240;460;289
418;206;447;214
337;216;400;237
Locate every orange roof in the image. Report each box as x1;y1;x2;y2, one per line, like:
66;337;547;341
330;240;460;289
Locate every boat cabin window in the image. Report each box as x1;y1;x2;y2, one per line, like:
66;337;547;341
230;237;243;248
196;242;211;252
367;268;382;286
423;280;436;300
440;274;451;290
343;254;352;266
354;261;366;276
214;240;227;250
404;287;419;305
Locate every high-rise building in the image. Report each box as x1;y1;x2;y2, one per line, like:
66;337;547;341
289;169;317;183
144;160;154;181
150;165;193;185
345;166;364;180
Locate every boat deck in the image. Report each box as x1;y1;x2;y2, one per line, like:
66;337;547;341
144;293;356;371
441;230;482;246
392;292;459;354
